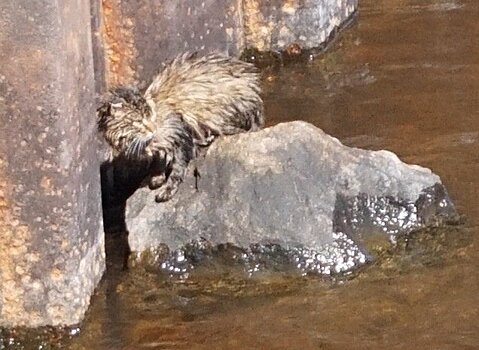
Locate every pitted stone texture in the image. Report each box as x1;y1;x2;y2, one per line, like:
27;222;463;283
101;0;245;86
126;122;456;274
0;0;104;326
243;0;358;51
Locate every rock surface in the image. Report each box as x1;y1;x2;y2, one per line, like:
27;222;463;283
126;121;457;275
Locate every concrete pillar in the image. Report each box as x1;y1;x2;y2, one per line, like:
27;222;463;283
0;0;104;327
100;0;245;86
96;0;358;87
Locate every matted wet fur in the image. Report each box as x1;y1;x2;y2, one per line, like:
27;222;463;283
145;52;264;145
146;113;196;202
97;52;264;202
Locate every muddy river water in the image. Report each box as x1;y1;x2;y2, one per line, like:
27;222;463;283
11;0;479;349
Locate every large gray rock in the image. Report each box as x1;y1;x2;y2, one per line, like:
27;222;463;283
126;121;456;275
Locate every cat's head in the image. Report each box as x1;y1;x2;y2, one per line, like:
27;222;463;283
97;86;157;159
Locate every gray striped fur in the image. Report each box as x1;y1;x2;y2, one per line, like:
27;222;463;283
97;53;264;202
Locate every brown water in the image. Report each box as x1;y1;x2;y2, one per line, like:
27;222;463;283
65;0;479;349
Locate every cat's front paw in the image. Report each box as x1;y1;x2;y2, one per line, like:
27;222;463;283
154;178;181;203
149;174;167;189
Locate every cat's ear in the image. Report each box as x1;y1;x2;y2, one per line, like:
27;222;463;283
96;98;112;131
96;100;111;117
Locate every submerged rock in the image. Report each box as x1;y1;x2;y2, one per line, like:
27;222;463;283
126;121;457;275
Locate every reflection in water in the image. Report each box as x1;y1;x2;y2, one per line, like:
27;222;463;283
67;0;479;349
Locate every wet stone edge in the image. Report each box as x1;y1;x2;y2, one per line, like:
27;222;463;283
240;10;358;68
129;183;459;279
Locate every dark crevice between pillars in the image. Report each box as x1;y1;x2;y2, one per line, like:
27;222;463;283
100;158;150;271
90;0;129;273
92;0;135;273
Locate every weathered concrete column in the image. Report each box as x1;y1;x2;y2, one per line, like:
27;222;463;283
97;0;359;86
100;0;245;86
0;0;104;327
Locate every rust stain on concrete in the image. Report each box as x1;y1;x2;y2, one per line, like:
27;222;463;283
0;159;31;326
242;0;272;52
101;0;137;87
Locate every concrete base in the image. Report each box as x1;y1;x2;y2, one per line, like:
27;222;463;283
243;0;358;51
